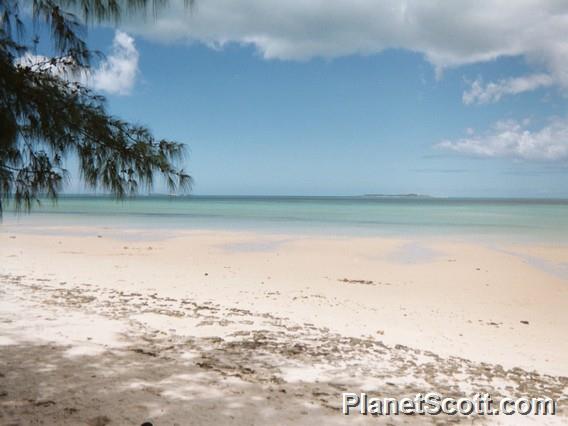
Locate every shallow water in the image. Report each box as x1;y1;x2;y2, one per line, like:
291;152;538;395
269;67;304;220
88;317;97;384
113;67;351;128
3;195;568;243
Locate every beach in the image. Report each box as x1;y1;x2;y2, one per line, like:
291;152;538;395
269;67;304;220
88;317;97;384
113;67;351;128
5;0;568;423
1;200;567;424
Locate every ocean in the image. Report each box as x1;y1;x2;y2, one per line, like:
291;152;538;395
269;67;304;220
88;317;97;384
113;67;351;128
3;195;568;243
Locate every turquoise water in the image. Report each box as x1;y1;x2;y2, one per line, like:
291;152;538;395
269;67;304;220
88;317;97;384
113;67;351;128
4;195;568;242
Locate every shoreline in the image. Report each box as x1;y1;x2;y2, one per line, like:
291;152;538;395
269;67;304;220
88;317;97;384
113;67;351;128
5;214;568;248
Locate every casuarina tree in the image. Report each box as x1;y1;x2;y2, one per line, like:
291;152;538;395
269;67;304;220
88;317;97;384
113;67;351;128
0;0;192;214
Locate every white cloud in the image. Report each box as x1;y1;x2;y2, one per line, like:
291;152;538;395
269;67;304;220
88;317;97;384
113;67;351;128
436;118;568;162
123;1;568;87
15;53;78;77
90;31;139;95
16;53;53;69
15;31;139;95
462;74;555;105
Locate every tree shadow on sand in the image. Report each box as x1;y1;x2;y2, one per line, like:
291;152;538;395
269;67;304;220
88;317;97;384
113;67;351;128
1;274;567;425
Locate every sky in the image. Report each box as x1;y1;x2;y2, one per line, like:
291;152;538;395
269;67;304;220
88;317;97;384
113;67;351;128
49;1;568;197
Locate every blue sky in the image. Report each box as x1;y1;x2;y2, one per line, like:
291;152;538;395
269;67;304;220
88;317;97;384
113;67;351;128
62;2;568;197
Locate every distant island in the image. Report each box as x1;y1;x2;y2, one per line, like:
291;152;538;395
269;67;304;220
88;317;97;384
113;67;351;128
362;193;433;198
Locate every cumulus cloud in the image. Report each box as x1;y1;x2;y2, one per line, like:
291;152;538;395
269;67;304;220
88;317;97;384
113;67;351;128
16;31;139;95
90;31;139;95
436;119;568;162
462;74;555;105
123;1;568;86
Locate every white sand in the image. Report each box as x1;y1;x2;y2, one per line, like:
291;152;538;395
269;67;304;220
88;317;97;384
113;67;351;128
0;224;567;424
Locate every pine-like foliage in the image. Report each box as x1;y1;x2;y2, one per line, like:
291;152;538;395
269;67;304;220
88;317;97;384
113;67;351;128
0;0;191;214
